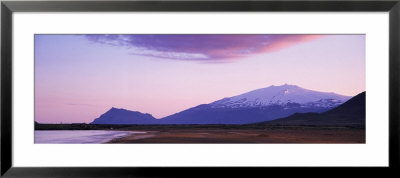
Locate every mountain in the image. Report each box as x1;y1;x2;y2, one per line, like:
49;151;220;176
210;84;350;108
256;92;366;126
160;84;351;124
90;84;352;125
91;107;158;124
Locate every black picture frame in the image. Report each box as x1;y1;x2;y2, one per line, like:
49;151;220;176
1;0;399;177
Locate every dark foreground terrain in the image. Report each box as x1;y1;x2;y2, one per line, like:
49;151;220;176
35;123;365;143
106;127;364;143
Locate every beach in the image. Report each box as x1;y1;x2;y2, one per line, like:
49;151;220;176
34;130;142;144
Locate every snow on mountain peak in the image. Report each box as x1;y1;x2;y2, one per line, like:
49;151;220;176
210;84;351;108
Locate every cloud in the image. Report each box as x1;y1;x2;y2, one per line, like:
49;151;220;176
85;34;323;61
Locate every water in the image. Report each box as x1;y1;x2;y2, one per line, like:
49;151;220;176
35;130;144;144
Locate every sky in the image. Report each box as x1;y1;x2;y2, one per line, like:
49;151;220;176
34;34;365;123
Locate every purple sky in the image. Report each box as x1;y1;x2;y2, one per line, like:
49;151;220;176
35;34;365;123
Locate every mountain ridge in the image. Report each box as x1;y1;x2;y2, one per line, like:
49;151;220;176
90;84;354;125
255;91;366;126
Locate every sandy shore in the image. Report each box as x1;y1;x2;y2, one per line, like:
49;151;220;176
107;127;365;143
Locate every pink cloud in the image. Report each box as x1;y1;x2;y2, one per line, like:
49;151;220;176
86;34;324;61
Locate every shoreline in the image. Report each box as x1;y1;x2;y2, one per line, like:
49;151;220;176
106;131;159;143
35;125;365;144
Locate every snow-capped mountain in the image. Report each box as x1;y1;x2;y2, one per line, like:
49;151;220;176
160;84;352;124
91;84;353;125
210;84;350;108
